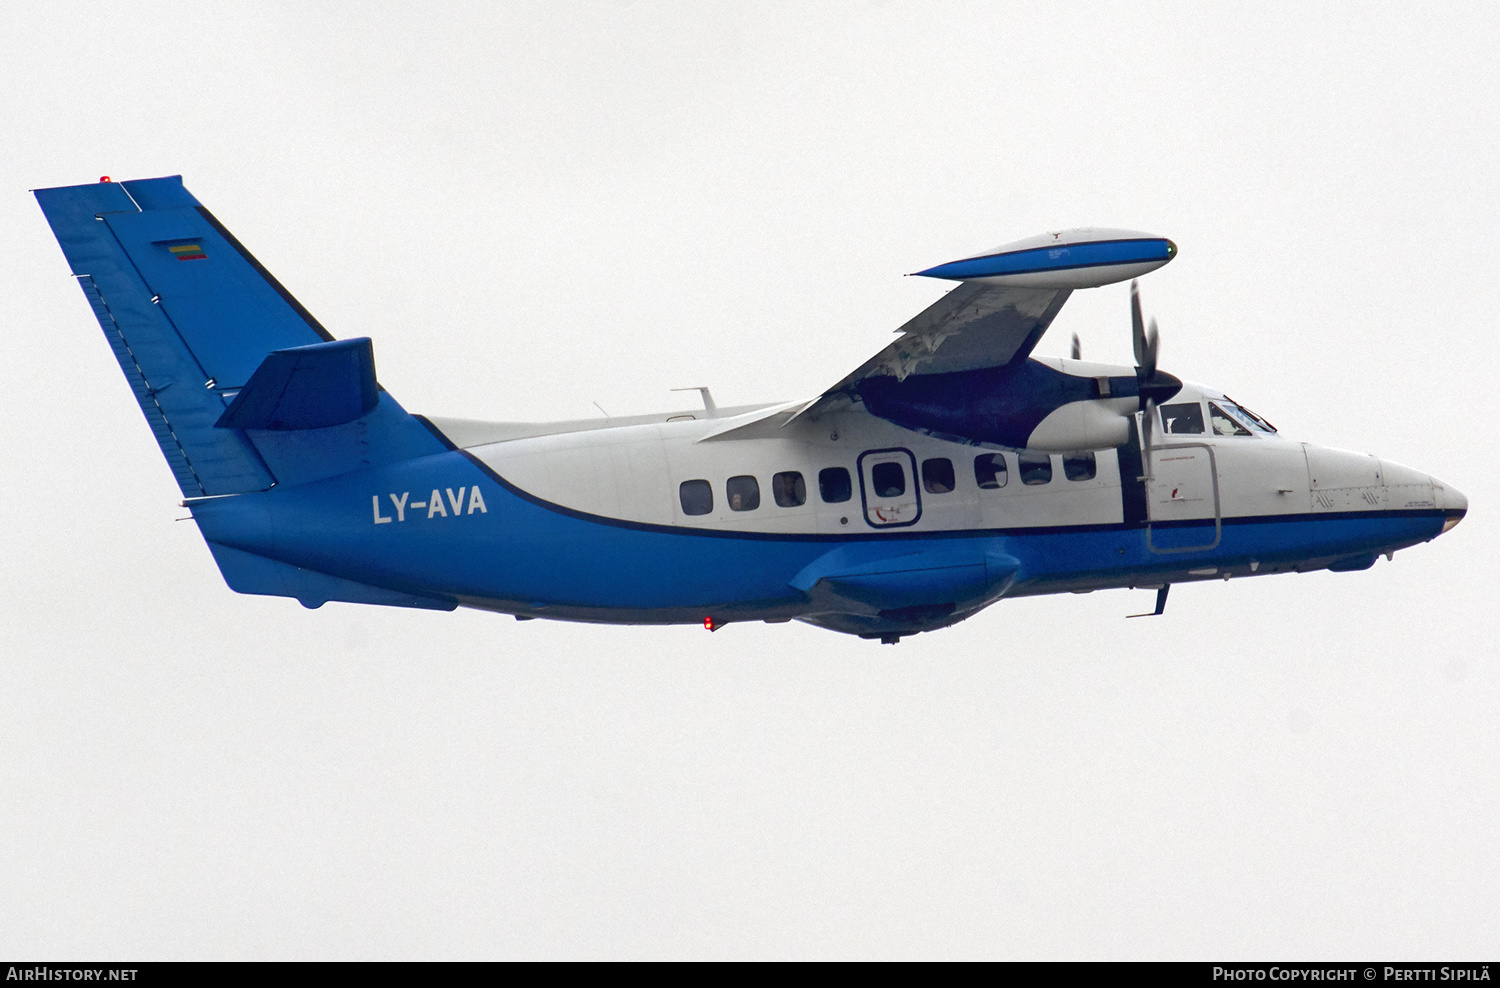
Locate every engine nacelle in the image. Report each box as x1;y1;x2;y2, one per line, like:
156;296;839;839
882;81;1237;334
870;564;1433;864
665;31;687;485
857;357;1171;452
1023;398;1136;452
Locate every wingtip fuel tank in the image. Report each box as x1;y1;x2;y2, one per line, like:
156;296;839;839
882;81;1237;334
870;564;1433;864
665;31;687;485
915;228;1176;289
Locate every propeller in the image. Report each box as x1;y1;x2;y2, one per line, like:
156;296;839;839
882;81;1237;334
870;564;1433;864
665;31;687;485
1129;280;1180;481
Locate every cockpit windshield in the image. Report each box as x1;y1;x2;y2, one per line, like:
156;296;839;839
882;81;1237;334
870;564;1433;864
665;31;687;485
1208;402;1252;436
1220;396;1277;433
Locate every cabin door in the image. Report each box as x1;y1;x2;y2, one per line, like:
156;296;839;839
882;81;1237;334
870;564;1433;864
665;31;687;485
1146;441;1221;552
858;448;921;529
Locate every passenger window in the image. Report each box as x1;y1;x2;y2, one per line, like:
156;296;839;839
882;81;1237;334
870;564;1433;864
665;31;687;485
1209;402;1252;436
974;453;1008;490
819;467;852;503
726;475;760;511
1019;453;1052;486
1161;402;1205;435
922;457;955;494
679;479;713;516
1063;452;1096;481
772;471;806;507
872;462;906;498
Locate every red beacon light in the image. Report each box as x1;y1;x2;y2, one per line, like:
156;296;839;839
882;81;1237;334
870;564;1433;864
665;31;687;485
704;616;719;632
99;176;111;183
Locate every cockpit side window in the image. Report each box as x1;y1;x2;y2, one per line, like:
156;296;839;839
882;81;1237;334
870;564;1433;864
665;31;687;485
1161;402;1205;435
1208;402;1252;436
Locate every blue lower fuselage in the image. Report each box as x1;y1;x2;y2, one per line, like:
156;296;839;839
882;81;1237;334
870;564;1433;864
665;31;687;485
190;444;1453;636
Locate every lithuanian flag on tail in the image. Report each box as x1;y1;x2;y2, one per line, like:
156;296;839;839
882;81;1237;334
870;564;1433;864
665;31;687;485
167;242;206;261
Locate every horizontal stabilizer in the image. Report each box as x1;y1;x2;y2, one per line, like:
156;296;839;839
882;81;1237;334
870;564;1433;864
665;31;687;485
217;338;378;431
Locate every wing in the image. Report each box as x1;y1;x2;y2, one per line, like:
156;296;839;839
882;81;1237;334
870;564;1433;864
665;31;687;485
697;285;1065;443
838;281;1071;386
797;228;1176;419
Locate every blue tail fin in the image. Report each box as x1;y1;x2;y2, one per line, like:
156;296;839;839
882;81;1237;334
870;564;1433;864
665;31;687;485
35;175;443;495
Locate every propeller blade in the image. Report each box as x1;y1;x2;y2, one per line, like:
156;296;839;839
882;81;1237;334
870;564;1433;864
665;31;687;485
1131;280;1146;366
1070;332;1082;361
1125;280;1179;468
1141;398;1157;481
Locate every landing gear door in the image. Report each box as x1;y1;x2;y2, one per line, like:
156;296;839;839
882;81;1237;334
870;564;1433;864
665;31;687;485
858;448;921;528
1146;441;1221;552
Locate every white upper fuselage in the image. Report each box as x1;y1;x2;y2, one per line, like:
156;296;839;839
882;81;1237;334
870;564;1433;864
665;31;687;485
428;367;1461;539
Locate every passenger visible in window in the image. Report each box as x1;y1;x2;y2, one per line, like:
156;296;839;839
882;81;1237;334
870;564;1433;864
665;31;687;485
726;475;760;511
922;457;955;494
1161;402;1205;434
819;467;852;503
974;453;1008;490
1208;402;1252;436
772;471;806;507
1063;452;1096;481
1019;452;1052;485
679;479;712;516
871;462;905;498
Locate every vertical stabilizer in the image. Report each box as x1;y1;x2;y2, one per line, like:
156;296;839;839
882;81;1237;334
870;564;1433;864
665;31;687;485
36;175;356;496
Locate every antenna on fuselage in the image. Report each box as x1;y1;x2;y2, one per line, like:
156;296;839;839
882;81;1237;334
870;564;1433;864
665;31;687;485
671;386;718;417
1127;584;1170;618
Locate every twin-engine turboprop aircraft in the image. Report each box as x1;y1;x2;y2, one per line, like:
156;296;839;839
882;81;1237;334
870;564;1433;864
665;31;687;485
36;176;1466;642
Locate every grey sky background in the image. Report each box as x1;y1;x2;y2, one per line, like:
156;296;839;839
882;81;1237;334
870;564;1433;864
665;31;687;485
2;2;1496;959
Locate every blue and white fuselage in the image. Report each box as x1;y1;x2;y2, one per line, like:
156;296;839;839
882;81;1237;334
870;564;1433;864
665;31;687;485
184;373;1464;641
35;177;1466;641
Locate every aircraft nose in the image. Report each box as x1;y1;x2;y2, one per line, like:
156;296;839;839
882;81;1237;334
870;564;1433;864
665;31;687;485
1432;476;1467;533
1380;459;1466;534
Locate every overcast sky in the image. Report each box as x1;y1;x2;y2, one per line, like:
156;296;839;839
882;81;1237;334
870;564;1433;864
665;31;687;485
2;2;1496;960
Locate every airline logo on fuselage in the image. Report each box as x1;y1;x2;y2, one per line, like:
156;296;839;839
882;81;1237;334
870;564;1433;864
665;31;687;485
373;487;487;524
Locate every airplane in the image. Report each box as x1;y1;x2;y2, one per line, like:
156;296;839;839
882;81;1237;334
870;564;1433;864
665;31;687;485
35;175;1467;643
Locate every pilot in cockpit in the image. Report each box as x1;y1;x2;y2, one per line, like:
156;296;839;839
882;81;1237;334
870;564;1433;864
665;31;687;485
1161;402;1205;434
